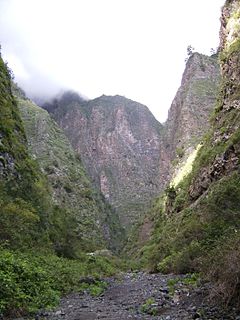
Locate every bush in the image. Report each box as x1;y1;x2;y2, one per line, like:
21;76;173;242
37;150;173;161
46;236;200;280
0;250;59;317
199;234;240;307
146;171;240;279
0;249;119;317
0;198;40;249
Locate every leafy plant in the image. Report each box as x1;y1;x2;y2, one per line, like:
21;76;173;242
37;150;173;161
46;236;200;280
0;249;120;317
140;297;157;315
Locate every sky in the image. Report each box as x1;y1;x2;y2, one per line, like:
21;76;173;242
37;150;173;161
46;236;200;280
0;0;225;122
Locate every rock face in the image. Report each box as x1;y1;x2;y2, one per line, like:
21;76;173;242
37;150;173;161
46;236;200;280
15;87;124;252
43;54;221;233
188;0;240;201
123;54;221;253
49;94;164;230
0;58;26;178
162;53;221;182
131;0;240;307
0;52;56;251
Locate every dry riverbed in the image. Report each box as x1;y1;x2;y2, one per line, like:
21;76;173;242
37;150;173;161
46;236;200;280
33;272;239;320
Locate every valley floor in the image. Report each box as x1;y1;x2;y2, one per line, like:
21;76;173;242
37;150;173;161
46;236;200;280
36;272;239;320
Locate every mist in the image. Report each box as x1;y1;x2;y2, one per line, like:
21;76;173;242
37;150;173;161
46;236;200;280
0;0;225;122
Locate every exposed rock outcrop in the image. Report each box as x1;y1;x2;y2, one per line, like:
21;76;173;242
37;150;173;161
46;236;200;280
163;53;221;182
45;59;221;233
47;94;164;231
188;0;240;201
16;88;124;252
132;0;240;307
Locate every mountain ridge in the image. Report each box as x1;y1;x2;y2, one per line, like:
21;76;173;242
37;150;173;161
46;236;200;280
45;93;164;231
2;0;240;316
41;52;220;234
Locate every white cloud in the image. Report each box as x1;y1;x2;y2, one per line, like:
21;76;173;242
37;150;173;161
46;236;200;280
0;0;225;122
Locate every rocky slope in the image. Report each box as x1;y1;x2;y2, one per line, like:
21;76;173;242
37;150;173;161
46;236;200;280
124;54;221;253
14;87;124;252
135;0;240;306
162;52;221;184
40;272;238;320
46;94;164;231
0;51;55;250
44;61;220;233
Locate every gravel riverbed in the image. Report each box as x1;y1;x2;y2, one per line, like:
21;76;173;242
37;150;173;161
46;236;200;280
35;272;239;320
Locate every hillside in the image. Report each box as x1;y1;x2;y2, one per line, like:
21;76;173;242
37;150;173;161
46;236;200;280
0;52;52;250
43;67;220;234
14;87;124;253
0;54;124;317
1;0;240;316
133;0;240;306
45;94;164;231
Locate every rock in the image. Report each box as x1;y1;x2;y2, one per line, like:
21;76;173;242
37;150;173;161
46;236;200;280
162;53;221;180
48;94;164;232
41;272;239;320
17;92;123;251
79;276;98;285
192;312;201;319
55;310;64;315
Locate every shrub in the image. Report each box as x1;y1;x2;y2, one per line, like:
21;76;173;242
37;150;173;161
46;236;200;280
0;198;41;249
176;146;185;159
0;250;59;316
0;249;119;317
199;234;240;307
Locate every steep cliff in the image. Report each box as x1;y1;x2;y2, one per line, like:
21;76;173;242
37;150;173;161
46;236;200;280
0;56;123;316
162;52;221;184
0;51;53;249
125;54;221;253
44;51;221;235
47;94;164;231
14;88;124;252
136;0;240;306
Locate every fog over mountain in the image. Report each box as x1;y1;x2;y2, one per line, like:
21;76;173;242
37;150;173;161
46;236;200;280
0;0;224;121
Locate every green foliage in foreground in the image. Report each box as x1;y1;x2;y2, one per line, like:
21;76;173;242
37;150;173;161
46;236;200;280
142;172;240;271
167;273;199;296
138;170;240;306
0;249;119;317
140;297;157;315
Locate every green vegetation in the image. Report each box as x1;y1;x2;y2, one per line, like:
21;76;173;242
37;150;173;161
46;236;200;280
87;281;108;297
17;94;125;253
137;102;240;303
140;297;157;316
0;51;53;251
135;28;240;304
0;249;119;317
141;170;240;274
0;51;123;317
167;274;199;296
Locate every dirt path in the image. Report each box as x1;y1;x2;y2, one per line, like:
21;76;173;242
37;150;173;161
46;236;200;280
39;272;239;320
